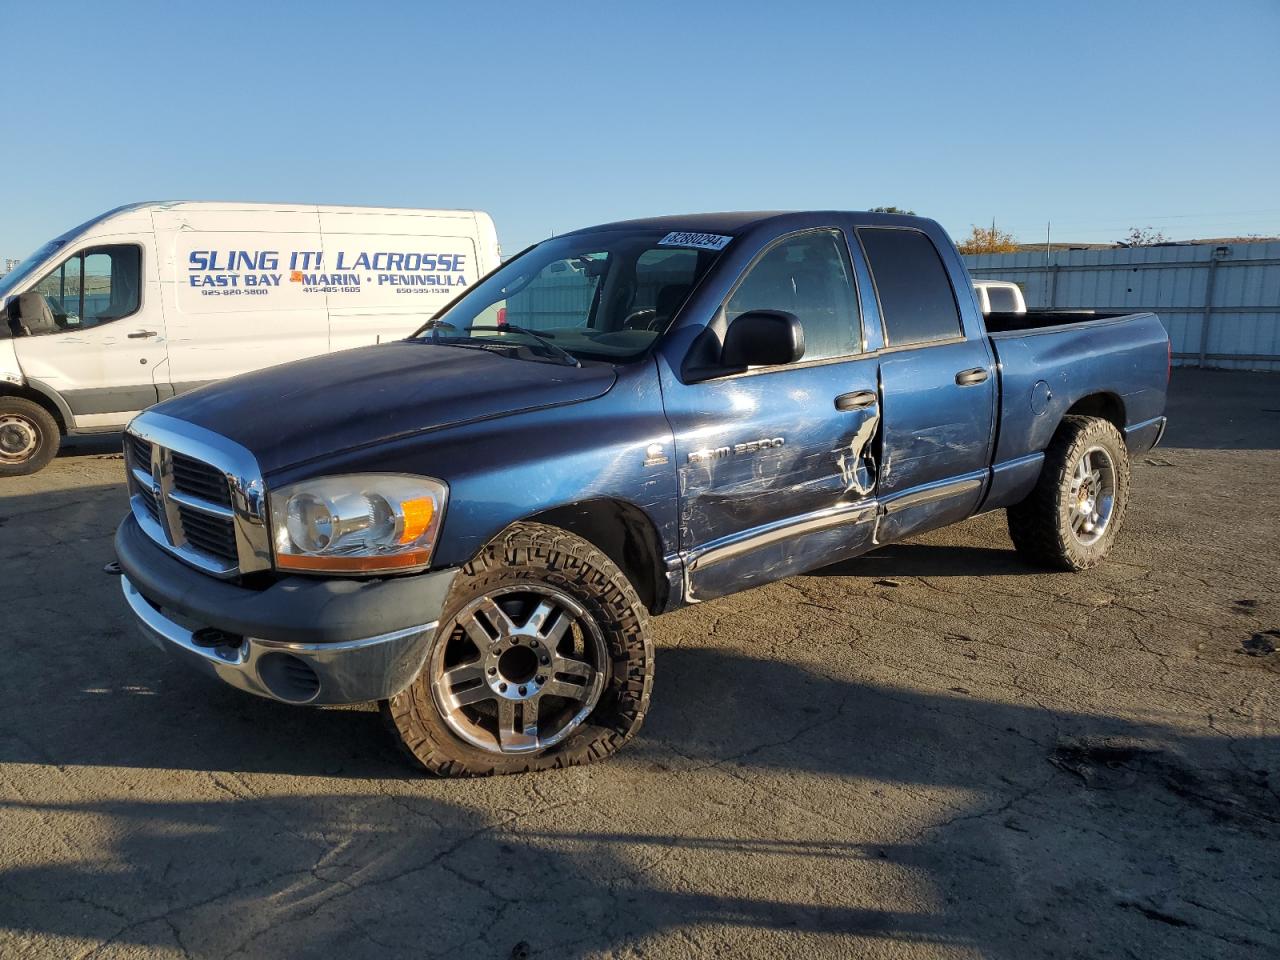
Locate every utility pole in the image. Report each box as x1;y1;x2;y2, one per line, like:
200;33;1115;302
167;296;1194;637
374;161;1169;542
1045;221;1053;307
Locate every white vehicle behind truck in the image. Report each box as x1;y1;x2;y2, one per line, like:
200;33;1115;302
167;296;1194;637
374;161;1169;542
0;201;500;475
972;279;1027;314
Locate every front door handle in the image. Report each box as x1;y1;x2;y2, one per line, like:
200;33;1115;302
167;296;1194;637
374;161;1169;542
127;330;158;339
835;390;878;411
955;367;989;386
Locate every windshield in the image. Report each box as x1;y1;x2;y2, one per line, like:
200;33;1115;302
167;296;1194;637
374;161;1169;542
0;239;67;302
412;228;730;364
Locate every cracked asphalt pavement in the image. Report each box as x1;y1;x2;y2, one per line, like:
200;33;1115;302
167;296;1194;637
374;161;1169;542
1;368;1277;959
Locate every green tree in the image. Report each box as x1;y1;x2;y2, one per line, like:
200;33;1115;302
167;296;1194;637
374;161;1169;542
869;205;916;215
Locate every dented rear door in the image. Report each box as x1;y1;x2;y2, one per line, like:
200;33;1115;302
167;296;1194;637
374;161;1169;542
855;226;996;543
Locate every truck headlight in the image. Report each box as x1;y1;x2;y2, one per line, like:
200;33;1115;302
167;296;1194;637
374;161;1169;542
268;474;447;574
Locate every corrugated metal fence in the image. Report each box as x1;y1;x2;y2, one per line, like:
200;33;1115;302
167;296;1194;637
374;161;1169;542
963;241;1280;371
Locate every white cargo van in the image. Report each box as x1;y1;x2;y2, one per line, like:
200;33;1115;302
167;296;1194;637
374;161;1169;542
0;201;500;474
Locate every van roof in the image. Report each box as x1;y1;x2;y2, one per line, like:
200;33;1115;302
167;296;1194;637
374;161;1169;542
143;200;487;216
61;200;491;241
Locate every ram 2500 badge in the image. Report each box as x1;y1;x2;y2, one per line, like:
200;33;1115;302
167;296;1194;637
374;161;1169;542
114;211;1170;776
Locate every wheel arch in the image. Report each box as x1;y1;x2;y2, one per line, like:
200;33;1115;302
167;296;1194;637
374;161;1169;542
1062;392;1125;434
522;497;669;615
0;381;70;434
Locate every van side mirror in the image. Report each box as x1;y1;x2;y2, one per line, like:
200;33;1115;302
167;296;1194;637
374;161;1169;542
721;310;805;368
4;298;22;337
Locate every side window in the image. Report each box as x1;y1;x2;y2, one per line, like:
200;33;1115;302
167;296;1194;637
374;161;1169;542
31;257;82;332
83;247;142;324
26;245;142;335
726;230;859;362
858;228;962;346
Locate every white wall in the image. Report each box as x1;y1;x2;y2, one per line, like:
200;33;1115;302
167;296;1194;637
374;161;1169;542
963;241;1280;372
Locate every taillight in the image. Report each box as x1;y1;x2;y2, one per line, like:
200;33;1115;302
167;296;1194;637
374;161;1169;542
497;306;508;327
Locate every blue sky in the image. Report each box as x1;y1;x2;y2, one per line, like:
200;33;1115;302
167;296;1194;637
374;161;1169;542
3;0;1278;260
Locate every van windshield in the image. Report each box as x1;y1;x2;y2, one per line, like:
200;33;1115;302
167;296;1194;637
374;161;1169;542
411;228;729;364
0;240;66;303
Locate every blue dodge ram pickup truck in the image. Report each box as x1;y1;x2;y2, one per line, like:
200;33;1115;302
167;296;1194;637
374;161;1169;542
114;211;1170;775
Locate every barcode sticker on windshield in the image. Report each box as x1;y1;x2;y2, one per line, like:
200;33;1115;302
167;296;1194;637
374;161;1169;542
658;231;733;251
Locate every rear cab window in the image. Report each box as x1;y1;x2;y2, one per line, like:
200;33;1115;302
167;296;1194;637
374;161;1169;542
857;228;962;347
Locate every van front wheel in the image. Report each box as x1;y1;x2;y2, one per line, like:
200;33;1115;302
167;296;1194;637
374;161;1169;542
383;522;654;777
0;398;60;477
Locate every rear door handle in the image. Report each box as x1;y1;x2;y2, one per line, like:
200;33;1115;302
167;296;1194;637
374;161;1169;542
127;330;158;339
835;390;878;411
955;367;989;386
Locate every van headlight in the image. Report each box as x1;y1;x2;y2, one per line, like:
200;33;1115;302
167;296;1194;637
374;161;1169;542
268;474;447;574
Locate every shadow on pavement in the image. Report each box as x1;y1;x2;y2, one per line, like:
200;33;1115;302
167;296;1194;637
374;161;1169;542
812;542;1028;578
59;432;124;458
1;648;1276;957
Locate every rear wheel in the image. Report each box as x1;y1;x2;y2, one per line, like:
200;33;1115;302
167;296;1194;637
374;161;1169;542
0;397;60;477
383;522;654;776
1007;415;1131;571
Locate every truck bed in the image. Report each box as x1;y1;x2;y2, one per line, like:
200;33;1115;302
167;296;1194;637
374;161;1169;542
979;308;1170;512
983;309;1135;335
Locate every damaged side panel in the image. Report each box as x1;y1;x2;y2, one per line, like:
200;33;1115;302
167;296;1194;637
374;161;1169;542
872;340;996;538
661;355;883;602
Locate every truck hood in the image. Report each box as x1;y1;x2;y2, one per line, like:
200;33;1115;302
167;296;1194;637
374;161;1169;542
153;341;617;473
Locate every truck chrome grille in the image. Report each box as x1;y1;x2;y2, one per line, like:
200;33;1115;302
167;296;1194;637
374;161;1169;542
172;452;233;508
137;485;163;524
123;415;271;579
126;433;152;469
176;503;239;560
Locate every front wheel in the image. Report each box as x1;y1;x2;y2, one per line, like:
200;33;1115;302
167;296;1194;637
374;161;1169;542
0;397;61;477
1007;415;1131;571
383;522;654;776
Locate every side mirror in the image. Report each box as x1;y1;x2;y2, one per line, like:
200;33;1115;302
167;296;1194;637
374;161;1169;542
3;298;22;337
721;310;805;368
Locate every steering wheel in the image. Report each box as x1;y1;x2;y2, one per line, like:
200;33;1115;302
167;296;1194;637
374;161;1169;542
622;308;660;331
48;294;77;329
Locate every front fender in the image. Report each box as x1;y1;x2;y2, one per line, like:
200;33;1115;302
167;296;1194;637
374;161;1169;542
0;338;21;387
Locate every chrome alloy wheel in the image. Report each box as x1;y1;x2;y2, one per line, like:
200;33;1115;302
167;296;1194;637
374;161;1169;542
0;414;39;464
1069;445;1116;545
430;585;608;755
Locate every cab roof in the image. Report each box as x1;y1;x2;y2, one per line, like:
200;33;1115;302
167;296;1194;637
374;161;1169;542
562;210;937;238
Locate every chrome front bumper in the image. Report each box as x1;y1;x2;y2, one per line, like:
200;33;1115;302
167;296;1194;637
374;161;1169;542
122;575;437;705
